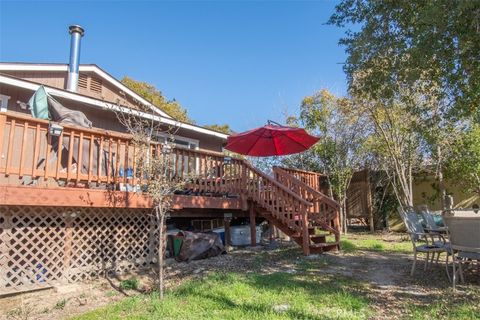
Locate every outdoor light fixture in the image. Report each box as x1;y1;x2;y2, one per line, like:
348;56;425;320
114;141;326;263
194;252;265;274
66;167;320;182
48;123;63;137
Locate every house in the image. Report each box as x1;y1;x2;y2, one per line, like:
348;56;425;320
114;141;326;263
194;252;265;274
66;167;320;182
0;25;339;296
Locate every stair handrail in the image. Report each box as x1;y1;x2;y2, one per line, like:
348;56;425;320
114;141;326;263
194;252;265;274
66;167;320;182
273;166;340;242
275;166;326;177
273;166;339;209
242;161;312;207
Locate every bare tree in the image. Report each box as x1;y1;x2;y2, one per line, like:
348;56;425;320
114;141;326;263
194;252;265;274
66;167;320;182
353;77;425;209
114;104;185;299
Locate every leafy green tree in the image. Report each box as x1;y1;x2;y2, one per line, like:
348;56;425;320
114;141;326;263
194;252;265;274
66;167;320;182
289;90;369;233
329;0;480;120
203;124;232;134
121;76;194;124
445;125;480;195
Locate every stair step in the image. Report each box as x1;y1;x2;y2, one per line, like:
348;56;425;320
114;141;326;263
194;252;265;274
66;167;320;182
251;202;341;255
310;235;326;244
309;241;340;254
310;241;339;248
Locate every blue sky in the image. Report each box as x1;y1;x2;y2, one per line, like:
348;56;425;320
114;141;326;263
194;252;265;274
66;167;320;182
0;0;347;132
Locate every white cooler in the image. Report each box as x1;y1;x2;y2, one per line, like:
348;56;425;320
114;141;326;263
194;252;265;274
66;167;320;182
230;225;262;246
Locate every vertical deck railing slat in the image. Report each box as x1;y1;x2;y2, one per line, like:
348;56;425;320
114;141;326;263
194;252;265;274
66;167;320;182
19;121;28;177
53;131;61;180
115;139;121;183
76;132;84;182
97;137;103;183
124;140;129;184
67;130;75;181
106;138;112;183
5;119;15;176
88;135;94;182
32;124;41;178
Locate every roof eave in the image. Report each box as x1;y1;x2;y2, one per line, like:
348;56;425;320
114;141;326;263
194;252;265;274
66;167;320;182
0;73;229;140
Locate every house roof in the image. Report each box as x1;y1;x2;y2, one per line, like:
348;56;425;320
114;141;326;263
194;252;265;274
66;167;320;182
0;62;229;140
0;71;229;140
0;62;173;118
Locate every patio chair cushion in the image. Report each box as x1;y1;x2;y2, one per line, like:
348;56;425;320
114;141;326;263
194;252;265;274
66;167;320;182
434;241;452;254
416;244;447;253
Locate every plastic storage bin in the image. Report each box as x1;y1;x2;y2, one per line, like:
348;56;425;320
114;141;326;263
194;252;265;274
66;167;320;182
230;225;262;246
212;227;225;245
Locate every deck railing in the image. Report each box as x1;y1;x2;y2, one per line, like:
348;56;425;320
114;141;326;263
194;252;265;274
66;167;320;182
273;167;339;227
0;111;245;197
275;166;326;193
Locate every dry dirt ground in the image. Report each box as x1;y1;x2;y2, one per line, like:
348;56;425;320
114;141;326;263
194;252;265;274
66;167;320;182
1;233;479;320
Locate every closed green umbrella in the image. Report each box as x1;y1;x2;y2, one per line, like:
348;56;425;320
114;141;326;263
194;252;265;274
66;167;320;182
28;85;50;119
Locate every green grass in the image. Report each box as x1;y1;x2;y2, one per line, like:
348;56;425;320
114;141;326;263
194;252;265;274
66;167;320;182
71;233;479;320
338;234;412;253
119;278;140;291
54;298;68;310
74;272;372;320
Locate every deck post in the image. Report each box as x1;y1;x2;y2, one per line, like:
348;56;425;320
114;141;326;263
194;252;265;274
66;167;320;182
224;213;232;251
249;202;256;246
301;206;310;256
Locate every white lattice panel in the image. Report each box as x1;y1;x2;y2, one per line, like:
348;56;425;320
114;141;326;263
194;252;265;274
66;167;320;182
0;206;156;295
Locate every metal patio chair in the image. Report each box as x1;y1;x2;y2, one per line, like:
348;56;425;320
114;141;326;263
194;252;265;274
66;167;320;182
443;215;480;289
398;207;450;276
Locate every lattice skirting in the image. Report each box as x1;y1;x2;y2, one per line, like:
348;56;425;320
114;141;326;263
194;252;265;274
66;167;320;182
0;206;159;295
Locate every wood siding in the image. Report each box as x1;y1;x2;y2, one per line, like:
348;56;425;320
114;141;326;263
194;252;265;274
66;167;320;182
2;70;141;110
0;82;224;152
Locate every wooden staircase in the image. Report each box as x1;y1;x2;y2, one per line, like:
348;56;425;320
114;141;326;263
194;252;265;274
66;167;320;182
240;162;340;255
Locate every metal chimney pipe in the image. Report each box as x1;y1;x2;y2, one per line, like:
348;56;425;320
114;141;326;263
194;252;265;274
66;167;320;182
66;25;85;92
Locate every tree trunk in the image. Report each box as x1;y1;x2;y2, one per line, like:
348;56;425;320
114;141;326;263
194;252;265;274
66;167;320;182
156;205;166;299
407;164;413;207
365;169;375;233
339;202;348;235
437;145;447;210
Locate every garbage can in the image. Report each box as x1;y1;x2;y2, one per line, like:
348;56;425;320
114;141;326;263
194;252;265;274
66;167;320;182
172;235;183;257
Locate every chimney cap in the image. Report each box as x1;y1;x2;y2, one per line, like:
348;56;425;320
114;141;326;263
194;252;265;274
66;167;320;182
69;25;85;36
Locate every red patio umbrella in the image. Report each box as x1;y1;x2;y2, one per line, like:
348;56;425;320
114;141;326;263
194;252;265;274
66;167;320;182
225;121;320;157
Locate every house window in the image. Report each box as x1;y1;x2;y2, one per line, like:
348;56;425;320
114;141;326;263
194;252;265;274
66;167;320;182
0;94;11;112
155;133;200;175
155;132;199;150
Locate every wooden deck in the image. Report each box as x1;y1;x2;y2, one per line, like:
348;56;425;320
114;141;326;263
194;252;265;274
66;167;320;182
0;111;341;295
0;185;244;210
0;111;247;211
